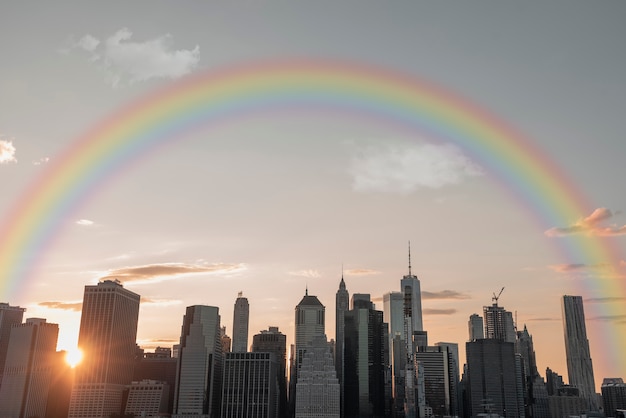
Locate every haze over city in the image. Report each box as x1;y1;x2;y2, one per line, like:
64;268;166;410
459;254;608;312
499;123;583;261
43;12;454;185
1;0;625;394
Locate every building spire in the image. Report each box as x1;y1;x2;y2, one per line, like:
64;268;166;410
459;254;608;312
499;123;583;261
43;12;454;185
408;240;412;276
306;285;308;296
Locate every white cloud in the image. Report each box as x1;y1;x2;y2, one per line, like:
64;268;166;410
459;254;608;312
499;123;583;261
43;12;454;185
288;269;321;278
69;28;200;87
0;139;17;164
76;219;95;226
32;157;50;166
349;142;482;193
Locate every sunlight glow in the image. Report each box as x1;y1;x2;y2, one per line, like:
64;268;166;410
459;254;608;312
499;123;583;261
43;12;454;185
65;348;83;368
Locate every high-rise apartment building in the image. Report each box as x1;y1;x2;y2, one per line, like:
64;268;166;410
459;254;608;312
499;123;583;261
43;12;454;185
0;303;26;388
483;303;515;343
335;273;349;414
295;336;340;418
222;352;278;418
414;345;458;418
173;305;222;418
232;292;249;353
468;313;484;341
294;288;325;377
68;280;140;418
562;295;597;409
0;318;59;418
252;327;287;418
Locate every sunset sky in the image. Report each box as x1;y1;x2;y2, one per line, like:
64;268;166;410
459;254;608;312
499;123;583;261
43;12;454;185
1;2;625;390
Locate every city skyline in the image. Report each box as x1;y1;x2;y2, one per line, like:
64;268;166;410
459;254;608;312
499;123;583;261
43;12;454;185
1;0;625;394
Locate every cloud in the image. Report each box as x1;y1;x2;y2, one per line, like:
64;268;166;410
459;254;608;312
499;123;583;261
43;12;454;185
545;208;626;237
422;290;471;300
69;28;200;87
584;297;626;304
100;262;244;284
588;314;626;324
140;297;182;306
0;139;17;164
345;268;380;276
526;317;560;322
76;219;95;226
288;269;321;279
32;157;49;166
423;308;457;315
38;301;83;311
349;142;482;194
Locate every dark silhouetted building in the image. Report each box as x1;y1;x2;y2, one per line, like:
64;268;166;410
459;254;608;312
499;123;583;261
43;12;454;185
232;292;249;353
252;326;287;418
68;280;141;418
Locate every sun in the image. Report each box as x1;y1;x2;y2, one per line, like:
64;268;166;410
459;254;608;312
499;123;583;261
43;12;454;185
65;348;83;368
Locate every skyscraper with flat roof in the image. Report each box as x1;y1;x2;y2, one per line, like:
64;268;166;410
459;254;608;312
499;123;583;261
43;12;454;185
173;305;222;418
468;313;484;341
68;280;140;418
252;327;287;418
232;292;249;353
562;295;597;409
0;302;26;389
0;318;59;418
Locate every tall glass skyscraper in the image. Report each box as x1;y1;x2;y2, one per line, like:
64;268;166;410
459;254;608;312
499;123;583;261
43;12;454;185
68;280;141;418
294;288;325;378
232;292;249;353
173;305;222;418
562;295;597;409
0;303;26;389
335;274;349;416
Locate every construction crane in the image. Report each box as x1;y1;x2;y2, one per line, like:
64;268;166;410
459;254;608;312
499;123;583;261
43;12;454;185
492;287;505;305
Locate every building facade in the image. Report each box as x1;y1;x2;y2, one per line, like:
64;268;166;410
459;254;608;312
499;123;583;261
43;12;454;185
252;327;287;418
0;303;26;389
294;289;325;378
335;274;349;417
232;293;249;353
0;318;59;418
295;336;340;418
68;280;141;418
173;305;222;418
221;352;278;418
125;379;170;417
562;295;597;409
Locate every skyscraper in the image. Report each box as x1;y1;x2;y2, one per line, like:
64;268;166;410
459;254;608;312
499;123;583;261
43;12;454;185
252;327;287;418
68;280;140;418
232;292;249;353
335;273;349;414
295;336;340;418
468;313;484;341
343;295;388;417
0;318;59;418
0;303;26;388
562;295;597;409
294;288;325;377
483;303;515;343
222;352;278;418
173;305;222;418
465;338;524;417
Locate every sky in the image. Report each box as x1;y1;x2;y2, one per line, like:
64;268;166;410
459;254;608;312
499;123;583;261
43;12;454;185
1;1;625;390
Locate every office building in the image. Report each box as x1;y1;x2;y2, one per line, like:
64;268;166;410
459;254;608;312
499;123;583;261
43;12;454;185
336;273;349;416
414;345;458;418
343;295;388;417
0;318;59;418
68;280;141;418
294;288;325;377
295;336;340;418
0;303;26;388
222;352;278;418
173;305;222;418
517;325;550;418
602;378;626;418
465;338;524;417
125;380;169;417
134;348;177;415
232;292;249;353
562;295;597;409
252;327;287;418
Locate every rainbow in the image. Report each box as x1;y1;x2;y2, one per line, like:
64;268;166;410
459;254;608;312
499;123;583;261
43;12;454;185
0;59;624;373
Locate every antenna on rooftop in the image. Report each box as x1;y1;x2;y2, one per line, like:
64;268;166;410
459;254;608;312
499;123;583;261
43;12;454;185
408;241;412;276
